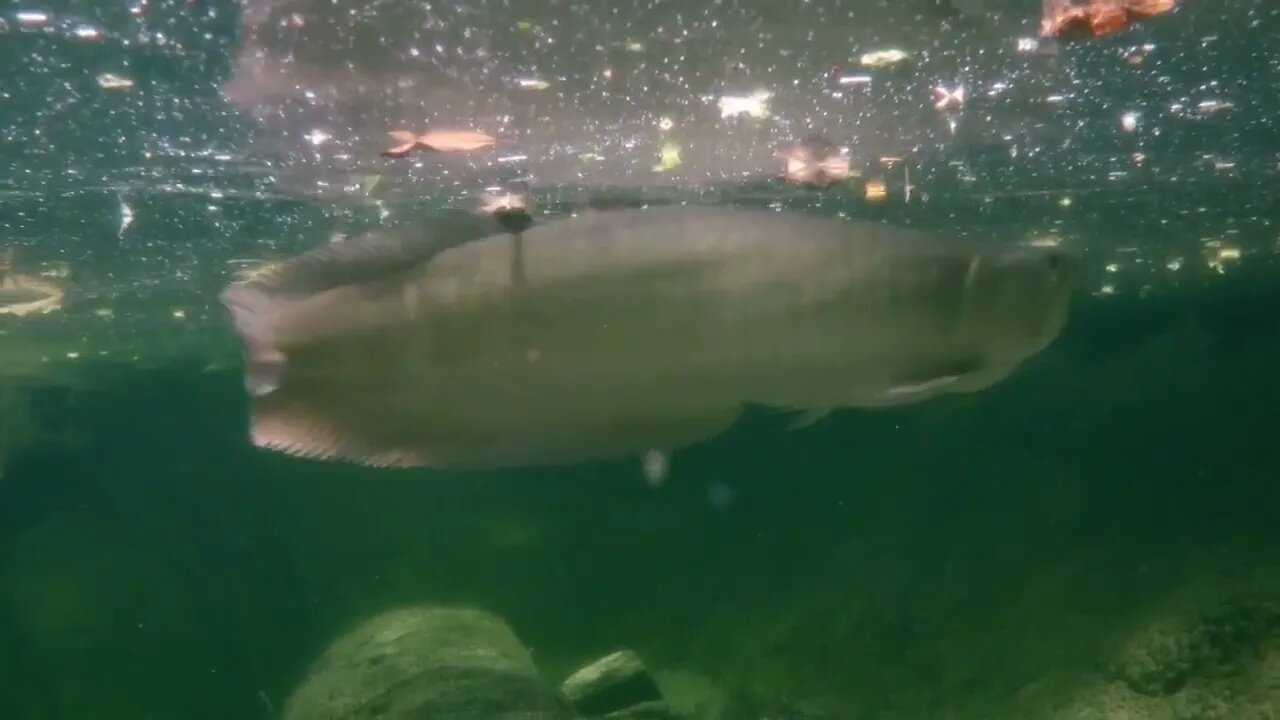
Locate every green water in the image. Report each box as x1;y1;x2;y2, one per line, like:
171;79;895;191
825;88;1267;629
3;1;1280;719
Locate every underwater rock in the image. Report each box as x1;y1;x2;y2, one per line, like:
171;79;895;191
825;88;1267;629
1109;599;1280;696
283;606;571;720
561;649;664;716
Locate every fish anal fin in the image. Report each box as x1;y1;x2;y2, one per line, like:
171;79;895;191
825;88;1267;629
892;356;985;387
881;356;986;399
786;407;833;431
249;399;429;469
881;375;961;399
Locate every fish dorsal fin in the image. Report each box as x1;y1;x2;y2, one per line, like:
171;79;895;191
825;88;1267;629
234;210;505;300
221;210;507;400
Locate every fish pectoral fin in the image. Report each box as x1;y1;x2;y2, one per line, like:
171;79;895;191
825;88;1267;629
786;407;833;431
249;398;428;469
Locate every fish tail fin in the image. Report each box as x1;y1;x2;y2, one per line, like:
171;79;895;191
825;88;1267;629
221;284;287;396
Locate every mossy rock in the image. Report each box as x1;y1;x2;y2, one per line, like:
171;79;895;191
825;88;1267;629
284;606;572;720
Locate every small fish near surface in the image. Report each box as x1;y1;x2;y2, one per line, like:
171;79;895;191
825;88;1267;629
221;206;1077;479
381;129;498;158
1041;0;1177;40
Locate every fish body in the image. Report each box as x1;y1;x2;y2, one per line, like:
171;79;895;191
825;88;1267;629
221;206;1075;471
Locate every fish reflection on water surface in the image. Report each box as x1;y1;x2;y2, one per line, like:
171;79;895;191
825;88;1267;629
221;206;1075;477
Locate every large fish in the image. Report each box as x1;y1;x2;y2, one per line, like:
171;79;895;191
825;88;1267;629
221;206;1075;476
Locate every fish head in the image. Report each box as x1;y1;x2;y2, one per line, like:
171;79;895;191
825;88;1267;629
958;245;1077;362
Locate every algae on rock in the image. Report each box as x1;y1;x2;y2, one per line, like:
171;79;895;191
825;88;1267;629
1053;593;1280;720
284;606;572;720
561;649;665;716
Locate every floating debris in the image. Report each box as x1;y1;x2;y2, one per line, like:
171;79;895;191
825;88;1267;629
864;178;887;202
1027;235;1064;248
118;197;134;236
859;48;909;68
511;76;551;91
96;73;135;90
717;90;772;120
1203;240;1241;273
15;10;51;27
653;142;682;172
933;84;965;110
776;136;850;188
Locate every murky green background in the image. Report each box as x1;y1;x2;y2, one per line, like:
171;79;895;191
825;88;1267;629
2;1;1279;718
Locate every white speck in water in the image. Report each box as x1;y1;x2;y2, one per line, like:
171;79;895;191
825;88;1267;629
118;198;134;236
